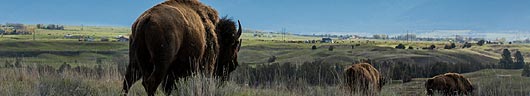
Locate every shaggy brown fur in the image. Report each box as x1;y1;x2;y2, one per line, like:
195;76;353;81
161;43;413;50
425;73;474;95
122;0;242;96
344;63;384;95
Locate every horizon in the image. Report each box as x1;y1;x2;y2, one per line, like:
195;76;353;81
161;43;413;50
1;0;530;35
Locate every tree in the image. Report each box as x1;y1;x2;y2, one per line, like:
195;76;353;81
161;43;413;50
462;42;472;48
408;46;414;49
499;49;514;69
429;44;436;49
395;43;406;49
444;44;452;49
513;51;525;69
477;40;486;46
451;43;456;48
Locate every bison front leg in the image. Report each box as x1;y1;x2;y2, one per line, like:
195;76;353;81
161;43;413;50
161;72;177;95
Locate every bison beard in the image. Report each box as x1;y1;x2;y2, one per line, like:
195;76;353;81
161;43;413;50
343;63;385;95
122;0;242;96
425;73;474;95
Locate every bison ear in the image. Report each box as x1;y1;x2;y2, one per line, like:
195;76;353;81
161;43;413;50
236;20;242;39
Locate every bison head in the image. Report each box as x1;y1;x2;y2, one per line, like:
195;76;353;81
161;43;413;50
215;17;242;81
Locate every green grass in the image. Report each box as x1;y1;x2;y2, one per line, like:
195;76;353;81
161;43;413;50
1;25;530;95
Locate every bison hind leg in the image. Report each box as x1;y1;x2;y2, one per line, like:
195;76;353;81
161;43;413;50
122;62;142;95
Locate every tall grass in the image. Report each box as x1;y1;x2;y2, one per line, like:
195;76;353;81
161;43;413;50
0;58;529;96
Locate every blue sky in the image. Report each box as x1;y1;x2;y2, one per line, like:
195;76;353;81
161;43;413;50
1;0;530;34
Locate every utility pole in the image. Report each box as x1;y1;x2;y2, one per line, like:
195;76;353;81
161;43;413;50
282;28;286;41
33;28;36;41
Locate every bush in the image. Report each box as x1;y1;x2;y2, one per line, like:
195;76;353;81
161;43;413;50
267;56;277;63
114;55;128;76
444;44;453;49
408;46;414;49
395;44;405;49
38;78;98;96
231;60;343;87
311;45;317;50
462;42;472;48
58;62;71;73
373;61;483;80
477;40;486;46
523;63;530;77
328;46;334;51
429;44;436;49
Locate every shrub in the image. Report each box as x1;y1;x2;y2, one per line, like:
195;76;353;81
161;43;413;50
38;78;98;96
4;60;12;68
523;63;530;77
395;44;405;49
462;42;472;48
58;62;71;73
477;40;486;46
267;56;277;63
14;57;22;68
444;44;452;49
232;60;343;87
328;46;334;51
311;45;317;50
408;46;414;49
429;44;436;49
114;55;128;76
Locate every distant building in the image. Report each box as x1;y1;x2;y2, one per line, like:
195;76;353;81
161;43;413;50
64;34;73;38
100;37;109;42
117;35;129;42
83;36;95;42
339;36;351;40
321;37;333;43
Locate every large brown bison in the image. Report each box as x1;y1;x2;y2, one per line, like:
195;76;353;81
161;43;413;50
343;63;385;95
122;0;242;96
425;73;474;95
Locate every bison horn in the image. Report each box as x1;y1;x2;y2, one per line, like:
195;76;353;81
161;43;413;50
237;39;242;51
236;20;242;39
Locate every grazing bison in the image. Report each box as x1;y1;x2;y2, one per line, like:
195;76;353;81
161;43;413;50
122;0;242;96
425;73;474;95
343;63;385;95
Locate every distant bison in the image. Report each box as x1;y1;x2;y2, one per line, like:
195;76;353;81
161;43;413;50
425;73;474;95
122;0;242;96
343;63;385;95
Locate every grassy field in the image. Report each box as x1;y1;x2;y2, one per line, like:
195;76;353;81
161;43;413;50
0;25;529;96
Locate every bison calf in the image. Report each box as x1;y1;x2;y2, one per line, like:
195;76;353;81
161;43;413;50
343;63;385;95
425;73;474;95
